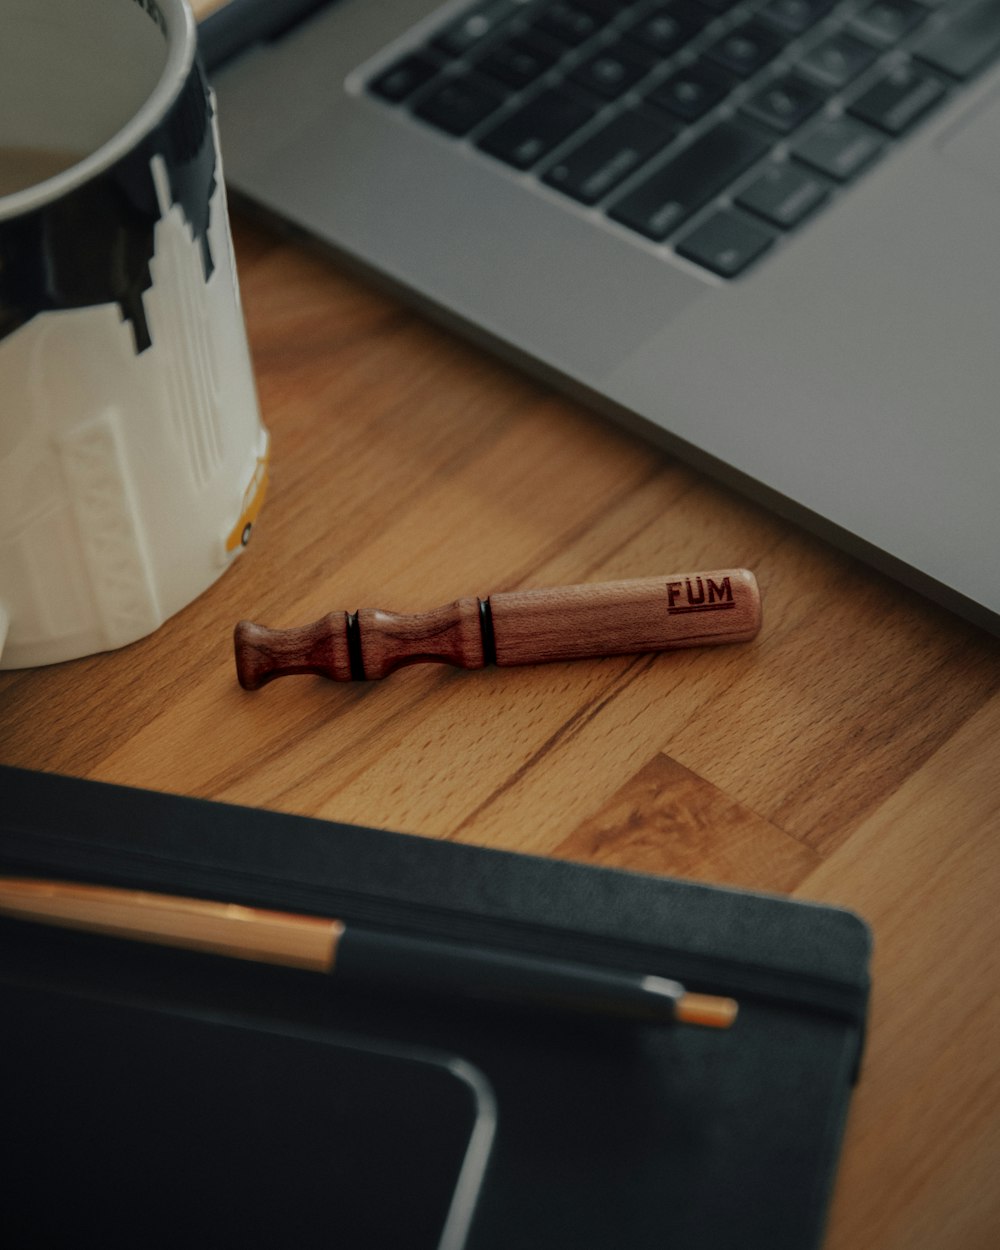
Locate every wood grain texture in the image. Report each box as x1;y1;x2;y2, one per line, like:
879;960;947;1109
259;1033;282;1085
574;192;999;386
234;570;760;685
490;569;760;664
1;214;999;1249
235;612;354;687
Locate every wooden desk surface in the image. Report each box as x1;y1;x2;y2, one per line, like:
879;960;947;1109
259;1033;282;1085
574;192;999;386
2;211;999;1247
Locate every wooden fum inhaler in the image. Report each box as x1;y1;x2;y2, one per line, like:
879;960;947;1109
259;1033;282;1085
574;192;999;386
234;569;761;689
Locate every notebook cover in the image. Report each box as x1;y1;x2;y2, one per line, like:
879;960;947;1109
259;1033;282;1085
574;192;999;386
0;764;871;1250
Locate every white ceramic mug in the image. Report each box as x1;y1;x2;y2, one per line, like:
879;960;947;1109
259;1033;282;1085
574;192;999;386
0;0;267;669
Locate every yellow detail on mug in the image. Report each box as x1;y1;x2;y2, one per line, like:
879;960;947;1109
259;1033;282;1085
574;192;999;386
226;431;270;555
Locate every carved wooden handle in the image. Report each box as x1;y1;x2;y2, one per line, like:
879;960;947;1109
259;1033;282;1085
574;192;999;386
234;569;761;689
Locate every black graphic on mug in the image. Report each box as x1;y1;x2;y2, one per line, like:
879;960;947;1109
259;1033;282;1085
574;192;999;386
0;59;216;353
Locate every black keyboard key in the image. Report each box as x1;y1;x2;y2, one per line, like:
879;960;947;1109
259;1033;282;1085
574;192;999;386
677;210;776;275
415;74;505;135
848;62;947;134
797;33;879;87
571;40;655;98
477;89;596;167
850;0;928;47
532;1;610;46
434;1;519;56
646;61;733;121
913;0;1000;80
370;52;441;103
608;121;769;240
622;4;705;57
760;0;836;35
792;116;885;180
736;161;830;226
543;108;679;203
742;74;826;132
478;36;560;89
705;22;784;77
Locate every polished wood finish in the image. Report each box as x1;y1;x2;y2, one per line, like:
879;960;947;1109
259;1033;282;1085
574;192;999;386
359;598;486;680
490;569;760;663
235;570;760;687
235;611;357;688
1;208;998;1248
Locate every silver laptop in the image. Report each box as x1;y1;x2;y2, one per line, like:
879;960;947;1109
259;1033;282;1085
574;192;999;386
205;0;1000;635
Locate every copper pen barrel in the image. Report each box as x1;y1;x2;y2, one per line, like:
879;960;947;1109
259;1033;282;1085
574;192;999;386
0;878;738;1029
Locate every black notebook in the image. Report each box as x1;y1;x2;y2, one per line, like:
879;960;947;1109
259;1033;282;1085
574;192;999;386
0;765;870;1250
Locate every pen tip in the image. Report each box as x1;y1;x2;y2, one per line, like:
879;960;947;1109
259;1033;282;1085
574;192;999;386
675;992;739;1029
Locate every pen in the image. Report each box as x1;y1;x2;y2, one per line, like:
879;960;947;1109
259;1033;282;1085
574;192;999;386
0;877;738;1029
234;569;761;688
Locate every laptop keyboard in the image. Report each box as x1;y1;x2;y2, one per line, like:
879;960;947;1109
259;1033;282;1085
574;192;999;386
365;0;1000;278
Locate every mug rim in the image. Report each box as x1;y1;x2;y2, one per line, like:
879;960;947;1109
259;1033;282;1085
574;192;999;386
0;0;197;222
